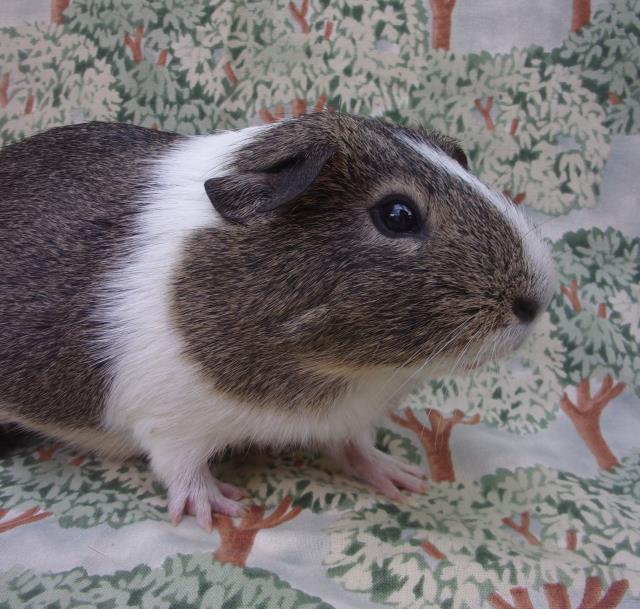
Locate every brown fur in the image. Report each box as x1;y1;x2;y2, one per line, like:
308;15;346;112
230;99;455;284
173;113;534;411
1;113;540;445
0;123;181;429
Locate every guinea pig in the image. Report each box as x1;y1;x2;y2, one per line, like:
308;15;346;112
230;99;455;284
0;113;555;530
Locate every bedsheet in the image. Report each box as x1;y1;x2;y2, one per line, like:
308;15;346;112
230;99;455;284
1;1;639;608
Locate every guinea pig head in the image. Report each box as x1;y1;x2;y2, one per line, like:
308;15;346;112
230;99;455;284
185;112;555;393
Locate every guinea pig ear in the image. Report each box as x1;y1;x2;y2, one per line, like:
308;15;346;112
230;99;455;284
204;144;336;224
449;144;468;169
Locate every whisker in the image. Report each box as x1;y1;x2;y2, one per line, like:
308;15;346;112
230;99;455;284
469;321;498;371
448;324;484;377
523;215;561;239
375;336;436;397
386;315;479;405
490;325;509;364
434;324;485;451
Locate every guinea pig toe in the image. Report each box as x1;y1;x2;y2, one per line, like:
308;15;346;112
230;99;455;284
336;442;428;499
169;505;185;527
365;471;405;502
384;465;429;495
216;480;248;501
208;495;247;519
377;451;428;480
167;469;247;530
192;499;214;533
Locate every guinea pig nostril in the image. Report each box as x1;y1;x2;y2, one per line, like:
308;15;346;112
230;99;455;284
512;297;540;324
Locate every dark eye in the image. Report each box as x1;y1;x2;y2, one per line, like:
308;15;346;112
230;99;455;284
371;198;421;237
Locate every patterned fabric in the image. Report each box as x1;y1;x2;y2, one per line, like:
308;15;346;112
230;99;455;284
1;1;639;607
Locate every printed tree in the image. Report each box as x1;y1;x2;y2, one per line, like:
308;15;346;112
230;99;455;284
553;0;640;135
394;311;564;482
213;428;420;566
174;1;430;127
429;0;457;50
395;228;638;481
400;47;610;214
51;0;71;25
0;430;416;565
571;0;591;33
65;0;211;131
488;579;628;609
551;228;639;470
0;443;167;528
0;507;51;534
0;23;120;145
169;1;244;128
390;409;480;483
325;459;640;609
0;555;334;609
212;498;302;566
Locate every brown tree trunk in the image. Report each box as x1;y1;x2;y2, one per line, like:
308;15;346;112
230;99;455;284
429;0;456;49
259;105;285;124
390;407;480;482
259;109;276;123
124;26;145;62
580;576;629;609
608;92;621;105
214;523;259;566
474;96;495;131
213;497;301;567
0;507;51;533
488;587;534;609
314;95;327;112
504;191;526;205
156;50;168;67
560;279;582;312
571;0;591;33
421;539;446;560
544;583;571;608
427;445;455;481
36;443;60;461
566;407;619;469
488;578;629;609
502;512;541;546
223;61;238;86
289;0;310;33
260;96;327;123
291;99;307;117
324;20;333;40
561;376;625;470
51;0;70;25
559;282;625;470
24;94;34;115
0;73;9;108
69;455;86;467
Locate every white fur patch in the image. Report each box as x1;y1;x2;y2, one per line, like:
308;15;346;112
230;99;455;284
97;126;273;478
399;135;556;305
97;125;402;485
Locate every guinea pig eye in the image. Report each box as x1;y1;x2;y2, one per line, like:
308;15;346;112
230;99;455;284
371;198;422;237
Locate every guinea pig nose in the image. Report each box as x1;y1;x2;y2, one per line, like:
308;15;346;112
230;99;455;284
512;296;540;324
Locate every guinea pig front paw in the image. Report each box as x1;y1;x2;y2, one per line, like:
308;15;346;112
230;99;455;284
334;441;428;501
167;465;247;532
